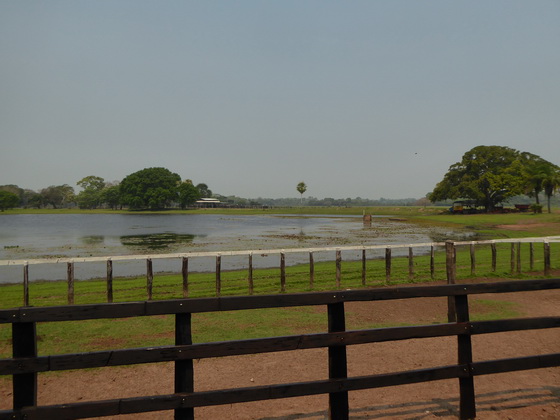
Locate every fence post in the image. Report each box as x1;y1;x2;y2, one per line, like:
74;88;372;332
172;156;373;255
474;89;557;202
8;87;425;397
12;321;37;409
23;262;29;307
516;242;521;275
530;243;534;271
544;241;551;276
67;262;75;305
147;259;153;300
216;255;222;296
430;245;435;280
336;250;342;288
362;248;367;286
107;259;113;303
309;252;314;289
445;241;456;322
182;257;189;298
469;243;475;276
491;242;497;272
454;294;476;419
385;247;391;283
408;247;414;281
248;253;254;295
328;302;349;420
280;252;286;292
510;243;516;274
175;313;194;420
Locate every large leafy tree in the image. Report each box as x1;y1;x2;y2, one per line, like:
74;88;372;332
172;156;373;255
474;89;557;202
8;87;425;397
428;146;525;212
543;169;560;214
178;180;201;209
76;176;106;209
0;190;20;211
100;183;121;210
120;167;181;210
40;185;75;209
195;183;212;198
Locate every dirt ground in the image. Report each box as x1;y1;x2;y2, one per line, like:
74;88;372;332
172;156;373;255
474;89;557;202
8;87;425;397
1;284;559;419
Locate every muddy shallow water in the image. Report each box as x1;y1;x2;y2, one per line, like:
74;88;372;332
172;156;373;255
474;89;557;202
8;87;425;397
0;213;473;283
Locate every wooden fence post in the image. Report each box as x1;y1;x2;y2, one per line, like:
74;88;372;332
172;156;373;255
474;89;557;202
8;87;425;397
544;241;551;276
510;243;516;274
445;241;456;322
175;313;194;420
248;253;254;295
280;252;286;292
12;321;37;409
491;242;497;272
454;294;476;420
408;247;414;281
530;243;534;271
216;255;222;296
182;257;189;298
430;246;435;280
516;242;521;275
106;259;113;303
385;247;391;283
336;250;342;288
469;243;475;276
362;248;367;286
23;262;29;307
67;262;74;305
328;302;349;420
146;259;153;301
309;252;314;289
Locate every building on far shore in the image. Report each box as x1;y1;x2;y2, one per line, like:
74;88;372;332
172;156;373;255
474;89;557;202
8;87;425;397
195;198;221;208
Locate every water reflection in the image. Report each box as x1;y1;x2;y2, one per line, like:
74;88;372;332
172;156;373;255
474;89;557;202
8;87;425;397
81;235;105;245
120;233;197;250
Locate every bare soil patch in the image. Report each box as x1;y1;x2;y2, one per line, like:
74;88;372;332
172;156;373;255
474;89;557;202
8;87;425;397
1;285;559;419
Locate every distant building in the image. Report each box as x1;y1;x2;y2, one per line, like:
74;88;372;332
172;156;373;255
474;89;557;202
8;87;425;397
195;198;221;208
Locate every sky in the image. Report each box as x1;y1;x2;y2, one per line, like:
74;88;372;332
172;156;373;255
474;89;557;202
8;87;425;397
1;1;559;200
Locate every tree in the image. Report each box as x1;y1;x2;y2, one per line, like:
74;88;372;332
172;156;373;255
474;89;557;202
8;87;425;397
100;184;121;210
76;176;106;209
40;185;75;209
543;170;560;214
428;146;525;212
178;180;201;209
0;191;20;211
120;167;181;210
296;182;307;204
196;183;212;198
520;154;560;209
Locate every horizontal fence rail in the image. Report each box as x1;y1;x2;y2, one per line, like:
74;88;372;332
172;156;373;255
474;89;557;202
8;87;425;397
0;278;559;419
0;236;559;307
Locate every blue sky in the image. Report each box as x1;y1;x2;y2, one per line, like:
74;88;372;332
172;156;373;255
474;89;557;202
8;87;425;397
1;1;559;199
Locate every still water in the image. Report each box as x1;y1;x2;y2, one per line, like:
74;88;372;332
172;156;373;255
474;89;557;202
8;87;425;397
0;213;470;283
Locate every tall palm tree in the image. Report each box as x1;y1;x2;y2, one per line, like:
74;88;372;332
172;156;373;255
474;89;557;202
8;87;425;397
543;170;560;213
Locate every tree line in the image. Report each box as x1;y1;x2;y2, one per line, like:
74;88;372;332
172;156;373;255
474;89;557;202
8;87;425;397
0;167;213;211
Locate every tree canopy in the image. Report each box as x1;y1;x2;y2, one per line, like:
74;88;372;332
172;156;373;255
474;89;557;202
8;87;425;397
0;190;20;211
429;145;559;212
120;167;181;210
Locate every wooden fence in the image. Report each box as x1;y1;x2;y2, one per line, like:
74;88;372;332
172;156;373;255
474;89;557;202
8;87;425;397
1;237;559;306
1;278;559;419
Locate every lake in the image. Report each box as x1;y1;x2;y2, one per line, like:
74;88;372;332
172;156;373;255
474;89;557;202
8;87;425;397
0;213;472;283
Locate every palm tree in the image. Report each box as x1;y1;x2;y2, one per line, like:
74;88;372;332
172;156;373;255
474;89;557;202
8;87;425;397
296;182;307;205
543;170;560;213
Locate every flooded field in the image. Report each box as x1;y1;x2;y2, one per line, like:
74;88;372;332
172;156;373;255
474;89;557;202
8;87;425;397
0;213;472;282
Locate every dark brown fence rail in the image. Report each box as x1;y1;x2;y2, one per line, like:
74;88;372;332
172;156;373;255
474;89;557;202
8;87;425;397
1;279;559;420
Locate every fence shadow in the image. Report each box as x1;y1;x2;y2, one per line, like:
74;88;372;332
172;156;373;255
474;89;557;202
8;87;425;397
258;386;560;419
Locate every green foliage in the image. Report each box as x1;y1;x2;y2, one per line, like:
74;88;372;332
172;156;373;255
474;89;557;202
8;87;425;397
120;167;181;210
195;183;212;198
0;190;20;211
39;184;75;209
177;180;201;209
76;176;106;209
429;146;526;211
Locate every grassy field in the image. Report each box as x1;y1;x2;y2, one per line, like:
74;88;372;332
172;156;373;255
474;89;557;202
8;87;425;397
1;206;558;358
